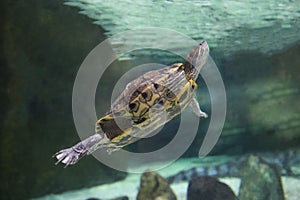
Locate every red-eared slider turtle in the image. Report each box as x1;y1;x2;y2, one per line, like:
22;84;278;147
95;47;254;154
54;41;209;166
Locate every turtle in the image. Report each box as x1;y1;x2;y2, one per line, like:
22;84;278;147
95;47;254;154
54;41;209;166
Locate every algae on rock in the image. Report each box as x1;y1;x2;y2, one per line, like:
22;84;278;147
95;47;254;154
137;171;177;200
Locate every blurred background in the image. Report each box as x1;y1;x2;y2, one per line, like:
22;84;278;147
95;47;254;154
1;0;299;199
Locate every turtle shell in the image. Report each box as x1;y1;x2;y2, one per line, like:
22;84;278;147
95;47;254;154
95;63;198;147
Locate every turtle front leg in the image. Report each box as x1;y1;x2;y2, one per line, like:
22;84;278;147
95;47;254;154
54;134;105;167
189;95;208;118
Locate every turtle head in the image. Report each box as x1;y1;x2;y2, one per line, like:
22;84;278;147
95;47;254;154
184;41;209;79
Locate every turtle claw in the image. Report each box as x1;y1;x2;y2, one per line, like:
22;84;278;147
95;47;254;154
54;147;86;167
54;135;104;167
199;111;208;118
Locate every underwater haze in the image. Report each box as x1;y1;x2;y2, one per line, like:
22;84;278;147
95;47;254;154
1;0;300;199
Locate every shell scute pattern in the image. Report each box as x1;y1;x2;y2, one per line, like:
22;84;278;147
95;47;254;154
96;63;197;145
96;60;197;146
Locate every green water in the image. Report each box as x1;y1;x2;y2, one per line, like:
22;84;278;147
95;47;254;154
1;0;300;199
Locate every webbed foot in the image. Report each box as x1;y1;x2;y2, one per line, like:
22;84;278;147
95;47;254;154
54;134;106;167
54;143;87;167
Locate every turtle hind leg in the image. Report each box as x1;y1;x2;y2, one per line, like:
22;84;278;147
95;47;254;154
54;133;106;167
54;145;86;167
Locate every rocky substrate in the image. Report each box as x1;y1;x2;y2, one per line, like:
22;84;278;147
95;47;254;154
36;151;300;200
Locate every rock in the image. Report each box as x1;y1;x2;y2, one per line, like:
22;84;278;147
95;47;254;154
167;148;300;184
86;196;128;200
111;196;129;200
137;171;177;200
187;176;237;200
239;155;284;200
